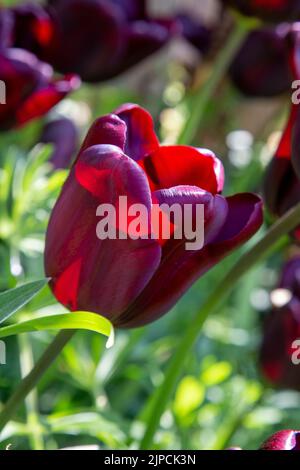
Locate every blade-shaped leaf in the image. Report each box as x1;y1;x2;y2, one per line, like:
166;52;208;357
0;279;48;325
0;312;114;348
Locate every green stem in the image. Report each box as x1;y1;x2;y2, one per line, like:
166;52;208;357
0;330;74;434
178;19;250;146
140;202;300;449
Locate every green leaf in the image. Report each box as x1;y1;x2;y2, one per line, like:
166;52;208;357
0;279;48;325
0;312;114;348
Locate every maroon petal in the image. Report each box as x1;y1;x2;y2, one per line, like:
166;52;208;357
110;0;147;20
114;103;159;161
260;299;300;390
45;144;161;323
260;430;300;450
230;27;292;97
139;146;224;194
120;193;262;328
17;73;80;127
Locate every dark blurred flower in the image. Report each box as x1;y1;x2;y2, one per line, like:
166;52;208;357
230;26;292;97
260;257;300;390
263;26;300;235
40;117;78;169
18;0;177;82
0;48;80;130
176;13;212;54
221;0;300;23
44;103;263;328
260;430;300;450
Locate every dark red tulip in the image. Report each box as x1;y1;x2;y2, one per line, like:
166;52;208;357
222;0;300;23
260;257;300;390
44;104;263;328
0;48;80;130
260;430;300;450
40;117;78;169
18;0;177;82
264;27;300;234
230;26;292;97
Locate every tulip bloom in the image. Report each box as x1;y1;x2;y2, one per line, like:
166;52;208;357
260;430;300;450
222;0;300;23
44;104;263;328
0;48;79;130
230;27;292;97
40;117;78;169
22;0;176;82
260;257;300;390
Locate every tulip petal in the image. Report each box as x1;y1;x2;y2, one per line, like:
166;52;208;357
260;430;300;450
45;144;161;322
139;146;224;194
121;193;262;328
114;103;159;161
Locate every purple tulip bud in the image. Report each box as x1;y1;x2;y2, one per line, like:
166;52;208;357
221;0;300;23
230;27;292;97
260;430;300;450
44;104;263;328
40;117;78;169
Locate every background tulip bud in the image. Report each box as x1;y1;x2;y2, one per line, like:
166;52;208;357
260;257;300;390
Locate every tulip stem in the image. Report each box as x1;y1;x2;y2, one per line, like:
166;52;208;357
139;201;300;449
178;16;253;146
0;329;74;435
